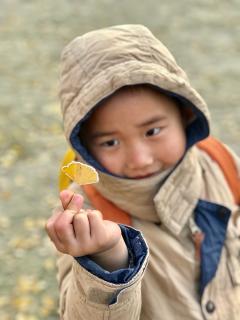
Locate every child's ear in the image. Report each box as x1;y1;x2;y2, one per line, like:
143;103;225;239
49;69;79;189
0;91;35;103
181;108;196;127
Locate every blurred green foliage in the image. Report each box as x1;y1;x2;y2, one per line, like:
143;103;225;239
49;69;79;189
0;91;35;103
0;0;239;318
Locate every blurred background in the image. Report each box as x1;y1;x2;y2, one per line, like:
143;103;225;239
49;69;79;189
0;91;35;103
0;0;239;319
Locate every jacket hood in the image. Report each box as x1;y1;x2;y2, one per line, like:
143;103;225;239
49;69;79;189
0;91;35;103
59;24;210;172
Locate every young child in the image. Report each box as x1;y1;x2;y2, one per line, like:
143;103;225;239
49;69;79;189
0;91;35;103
46;25;240;320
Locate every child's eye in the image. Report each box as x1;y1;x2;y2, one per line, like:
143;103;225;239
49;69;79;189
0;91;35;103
100;139;119;147
145;128;161;137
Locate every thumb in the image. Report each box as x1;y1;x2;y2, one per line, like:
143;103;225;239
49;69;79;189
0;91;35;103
60;190;83;212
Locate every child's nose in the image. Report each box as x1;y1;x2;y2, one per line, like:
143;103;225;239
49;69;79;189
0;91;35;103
127;143;153;169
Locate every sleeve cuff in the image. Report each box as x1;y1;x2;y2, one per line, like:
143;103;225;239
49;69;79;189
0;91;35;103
74;224;148;284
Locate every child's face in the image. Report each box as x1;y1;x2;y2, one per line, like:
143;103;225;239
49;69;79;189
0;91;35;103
82;88;187;179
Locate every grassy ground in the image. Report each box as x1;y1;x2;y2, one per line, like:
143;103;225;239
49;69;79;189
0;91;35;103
0;1;240;319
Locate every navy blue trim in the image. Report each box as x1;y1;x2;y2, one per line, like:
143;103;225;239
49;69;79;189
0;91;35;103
70;85;209;175
167;91;209;149
70;119;110;174
74;224;148;284
195;200;231;295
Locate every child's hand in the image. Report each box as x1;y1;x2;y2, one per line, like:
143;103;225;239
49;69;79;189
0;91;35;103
45;190;128;270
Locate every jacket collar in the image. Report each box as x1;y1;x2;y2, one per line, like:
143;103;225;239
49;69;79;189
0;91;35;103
154;147;202;235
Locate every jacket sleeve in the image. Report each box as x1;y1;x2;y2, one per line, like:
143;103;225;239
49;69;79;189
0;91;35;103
57;227;148;319
56;183;149;319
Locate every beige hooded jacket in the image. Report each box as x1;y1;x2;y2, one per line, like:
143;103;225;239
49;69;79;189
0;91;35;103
56;25;240;320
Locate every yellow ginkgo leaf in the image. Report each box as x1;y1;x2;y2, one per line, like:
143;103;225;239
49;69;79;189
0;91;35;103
61;161;99;185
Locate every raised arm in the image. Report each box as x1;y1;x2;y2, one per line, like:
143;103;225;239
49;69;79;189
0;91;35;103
46;189;149;319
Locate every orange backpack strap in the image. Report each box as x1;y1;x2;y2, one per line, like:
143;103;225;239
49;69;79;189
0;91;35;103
83;185;132;226
197;136;240;204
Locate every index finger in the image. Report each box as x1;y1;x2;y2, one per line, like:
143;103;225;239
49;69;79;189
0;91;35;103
60;190;84;212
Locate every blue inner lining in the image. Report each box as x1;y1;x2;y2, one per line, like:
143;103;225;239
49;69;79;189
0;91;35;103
195;200;231;295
